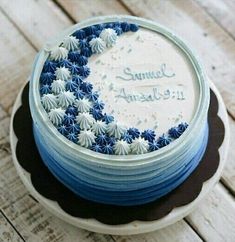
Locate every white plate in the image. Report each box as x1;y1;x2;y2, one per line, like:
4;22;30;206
10;81;229;235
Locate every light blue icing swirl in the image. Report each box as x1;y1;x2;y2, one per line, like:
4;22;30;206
89;37;106;54
130;137;149;154
91;120;107;135
51;79;66;95
107;122;126;139
41;93;57;111
114;140;130;155
76;112;95;130
55;67;71;81
50;47;68;61
75;98;92;112
58;91;75;108
100;28;117;47
62;36;80;51
78;130;96;148
48;107;65;126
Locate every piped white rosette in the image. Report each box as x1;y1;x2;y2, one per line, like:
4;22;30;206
75;98;92;112
51;79;66;94
100;28;117;47
41;93;57;111
48;107;65;126
114;140;130;155
89;37;106;54
50;46;68;61
58;91;75;108
78;130;96;148
62;36;80;51
55;67;71;81
107;122;127;139
130;137;149;154
76;112;95;130
91;120;107;135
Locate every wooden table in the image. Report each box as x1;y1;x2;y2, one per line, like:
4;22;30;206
0;0;234;241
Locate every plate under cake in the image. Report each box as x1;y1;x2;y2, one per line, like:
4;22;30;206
29;16;210;206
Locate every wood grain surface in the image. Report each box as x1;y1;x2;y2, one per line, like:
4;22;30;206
0;0;234;241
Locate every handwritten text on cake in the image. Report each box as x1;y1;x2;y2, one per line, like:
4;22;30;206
115;63;175;81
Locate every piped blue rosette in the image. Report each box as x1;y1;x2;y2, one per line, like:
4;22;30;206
39;21;189;156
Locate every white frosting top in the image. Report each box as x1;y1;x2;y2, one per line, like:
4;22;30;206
86;28;199;134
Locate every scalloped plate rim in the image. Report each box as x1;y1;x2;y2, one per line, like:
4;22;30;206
9;80;230;235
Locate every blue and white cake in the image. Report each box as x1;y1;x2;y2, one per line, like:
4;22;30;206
29;16;210;206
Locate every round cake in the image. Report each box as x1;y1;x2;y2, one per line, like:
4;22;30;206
29;16;210;206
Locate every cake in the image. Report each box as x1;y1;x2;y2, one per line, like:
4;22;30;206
29;16;210;206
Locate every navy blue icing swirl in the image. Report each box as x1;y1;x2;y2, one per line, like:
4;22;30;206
40;84;51;95
149;140;160;152
102;144;114;154
69;63;80;75
67;132;78;143
68;51;80;62
141;129;156;142
102;113;114;124
157;134;172;148
39;21;188;154
87;91;99;102
66;105;78;116
80;47;92;57
77;55;88;66
74;88;85;99
90;108;103;120
67;122;80;133
63;113;75;125
96;134;108;145
122;133;133;144
58;59;72;68
65;79;78;92
40;72;55;85
43;60;57;72
57;124;68;136
91;143;103;153
127;128;140;139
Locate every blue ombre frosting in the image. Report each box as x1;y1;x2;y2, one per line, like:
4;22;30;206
29;16;210;206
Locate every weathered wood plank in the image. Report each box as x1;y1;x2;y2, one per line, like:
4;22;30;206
195;0;235;39
121;0;235;119
221;116;235;195
0;210;23;242
186;183;235;241
0;155;116;242
0;0;71;49
113;220;202;242
0;10;35;113
0;0;234;240
56;0;129;20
